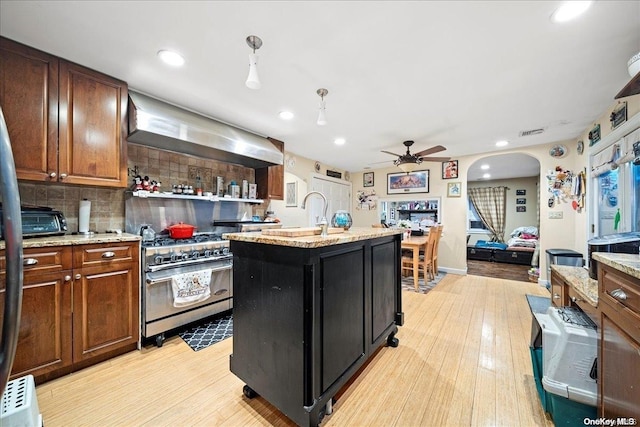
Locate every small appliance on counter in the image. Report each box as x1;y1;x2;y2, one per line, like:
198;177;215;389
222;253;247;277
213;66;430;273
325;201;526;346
587;232;640;279
0;204;67;239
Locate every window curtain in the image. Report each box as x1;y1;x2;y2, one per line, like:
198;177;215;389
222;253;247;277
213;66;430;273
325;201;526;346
468;186;508;243
591;127;640;178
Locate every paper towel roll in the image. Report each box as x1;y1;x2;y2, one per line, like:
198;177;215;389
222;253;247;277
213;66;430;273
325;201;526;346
79;199;91;233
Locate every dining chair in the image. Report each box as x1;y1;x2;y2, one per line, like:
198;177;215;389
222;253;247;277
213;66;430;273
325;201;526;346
401;229;438;288
431;225;443;275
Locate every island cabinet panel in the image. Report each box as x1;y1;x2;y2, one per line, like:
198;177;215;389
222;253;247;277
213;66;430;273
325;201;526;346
230;234;402;427
320;246;365;393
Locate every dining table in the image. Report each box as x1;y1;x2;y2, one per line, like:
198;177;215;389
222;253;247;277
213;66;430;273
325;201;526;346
401;234;429;291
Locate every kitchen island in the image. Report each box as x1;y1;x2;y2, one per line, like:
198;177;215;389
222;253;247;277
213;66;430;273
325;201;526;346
223;227;404;427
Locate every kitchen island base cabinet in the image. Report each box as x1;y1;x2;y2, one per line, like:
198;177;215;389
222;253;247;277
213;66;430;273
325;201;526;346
229;234;402;427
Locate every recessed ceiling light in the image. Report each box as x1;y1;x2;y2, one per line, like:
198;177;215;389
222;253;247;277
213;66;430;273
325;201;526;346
334;138;346;146
279;111;294;120
495;140;509;147
481;164;490;170
551;1;592;23
483;173;491;179
157;50;185;66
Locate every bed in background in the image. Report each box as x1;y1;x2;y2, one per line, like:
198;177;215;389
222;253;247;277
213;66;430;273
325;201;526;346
467;226;538;266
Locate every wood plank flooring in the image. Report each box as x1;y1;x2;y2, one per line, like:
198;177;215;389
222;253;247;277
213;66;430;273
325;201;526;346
35;274;553;426
466;259;533;282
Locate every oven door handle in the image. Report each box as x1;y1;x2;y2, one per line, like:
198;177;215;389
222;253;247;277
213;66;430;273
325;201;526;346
146;264;233;285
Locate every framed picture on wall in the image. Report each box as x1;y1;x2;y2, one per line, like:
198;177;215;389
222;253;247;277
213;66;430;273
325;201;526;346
516;189;526;196
447;182;461;197
363;171;374;187
387;170;429;194
516;206;526;212
516;198;526;204
442;160;458;179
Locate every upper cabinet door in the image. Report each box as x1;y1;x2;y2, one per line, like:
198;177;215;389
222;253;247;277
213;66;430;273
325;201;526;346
0;38;59;181
58;61;128;187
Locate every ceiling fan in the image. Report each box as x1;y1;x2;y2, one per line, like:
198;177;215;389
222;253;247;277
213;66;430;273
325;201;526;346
381;140;450;173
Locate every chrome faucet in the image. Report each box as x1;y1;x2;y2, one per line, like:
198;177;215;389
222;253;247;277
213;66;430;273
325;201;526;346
301;191;329;237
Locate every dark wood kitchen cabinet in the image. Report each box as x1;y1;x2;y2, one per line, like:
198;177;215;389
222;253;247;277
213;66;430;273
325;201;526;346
0;37;128;187
255;137;284;200
598;263;640;419
0;247;73;381
0;241;139;384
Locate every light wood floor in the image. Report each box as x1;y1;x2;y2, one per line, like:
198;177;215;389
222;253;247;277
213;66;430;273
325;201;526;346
35;274;554;426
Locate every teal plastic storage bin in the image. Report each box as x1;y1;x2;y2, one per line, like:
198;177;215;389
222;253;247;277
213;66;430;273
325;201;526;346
547;393;596;426
529;346;550;412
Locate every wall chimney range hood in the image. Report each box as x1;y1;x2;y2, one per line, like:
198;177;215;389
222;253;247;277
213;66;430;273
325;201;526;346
127;91;283;169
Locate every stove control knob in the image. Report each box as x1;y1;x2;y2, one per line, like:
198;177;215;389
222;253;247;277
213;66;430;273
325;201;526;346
204;250;212;257
222;247;229;255
170;253;178;262
213;249;220;256
182;253;189;261
191;251;199;259
154;255;163;265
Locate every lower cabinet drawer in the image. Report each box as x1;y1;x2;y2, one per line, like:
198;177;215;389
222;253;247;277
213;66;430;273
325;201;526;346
74;242;137;267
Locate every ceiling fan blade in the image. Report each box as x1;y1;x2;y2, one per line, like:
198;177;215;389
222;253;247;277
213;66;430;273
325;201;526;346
381;150;403;157
419;156;450;162
414;145;446;157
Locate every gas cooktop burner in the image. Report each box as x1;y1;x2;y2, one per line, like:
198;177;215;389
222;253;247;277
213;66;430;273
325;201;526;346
142;233;224;248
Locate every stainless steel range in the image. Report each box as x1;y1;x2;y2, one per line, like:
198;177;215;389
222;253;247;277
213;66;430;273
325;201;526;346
141;233;232;347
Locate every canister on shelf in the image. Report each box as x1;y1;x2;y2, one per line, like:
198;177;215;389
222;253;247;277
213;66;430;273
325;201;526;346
242;180;249;199
216;176;224;197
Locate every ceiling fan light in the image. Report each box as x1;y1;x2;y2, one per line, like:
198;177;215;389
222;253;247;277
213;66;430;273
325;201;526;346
246;53;261;89
396;159;420;173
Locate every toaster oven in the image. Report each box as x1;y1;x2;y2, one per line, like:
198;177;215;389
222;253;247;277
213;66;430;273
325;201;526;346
0;205;67;239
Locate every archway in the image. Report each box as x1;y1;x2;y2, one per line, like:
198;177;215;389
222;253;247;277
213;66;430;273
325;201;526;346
466;153;541;281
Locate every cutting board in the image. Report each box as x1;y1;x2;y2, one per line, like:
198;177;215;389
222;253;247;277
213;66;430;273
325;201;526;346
261;227;345;237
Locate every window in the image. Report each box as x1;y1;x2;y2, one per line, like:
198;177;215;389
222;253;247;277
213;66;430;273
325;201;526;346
468;197;489;231
592;123;640;236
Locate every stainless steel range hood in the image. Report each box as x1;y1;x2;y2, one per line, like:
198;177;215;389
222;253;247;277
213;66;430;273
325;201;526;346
127;91;283;169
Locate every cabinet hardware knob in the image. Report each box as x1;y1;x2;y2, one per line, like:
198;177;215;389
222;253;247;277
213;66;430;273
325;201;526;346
23;258;38;266
64;275;71;282
75;274;81;280
553;293;560;299
610;288;627;301
570;296;583;303
59;173;67;179
101;251;116;258
49;172;56;178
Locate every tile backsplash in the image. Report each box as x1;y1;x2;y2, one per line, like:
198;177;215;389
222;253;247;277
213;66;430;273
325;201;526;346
3;143;257;234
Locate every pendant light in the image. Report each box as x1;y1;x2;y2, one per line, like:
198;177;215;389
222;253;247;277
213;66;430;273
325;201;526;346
245;35;263;90
317;88;328;126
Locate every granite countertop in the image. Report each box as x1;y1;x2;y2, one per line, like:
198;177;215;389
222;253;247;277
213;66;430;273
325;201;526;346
223;227;403;249
551;265;598;307
593;252;640;281
0;233;141;250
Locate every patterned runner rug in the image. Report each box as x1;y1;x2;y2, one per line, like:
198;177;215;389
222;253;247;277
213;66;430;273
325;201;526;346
401;272;447;294
179;313;233;351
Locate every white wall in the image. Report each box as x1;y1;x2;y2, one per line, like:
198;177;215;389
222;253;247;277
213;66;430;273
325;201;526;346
264;152;349;227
